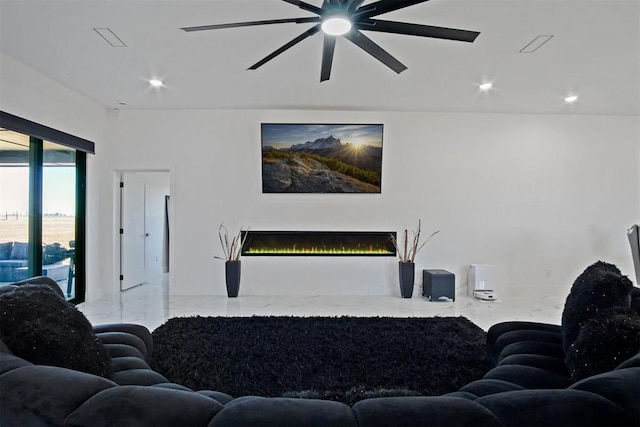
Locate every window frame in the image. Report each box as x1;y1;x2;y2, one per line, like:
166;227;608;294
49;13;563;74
1;111;92;303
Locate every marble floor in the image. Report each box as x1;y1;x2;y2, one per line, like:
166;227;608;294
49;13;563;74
78;274;569;332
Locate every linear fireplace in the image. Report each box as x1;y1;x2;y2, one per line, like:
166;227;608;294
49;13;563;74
241;231;396;256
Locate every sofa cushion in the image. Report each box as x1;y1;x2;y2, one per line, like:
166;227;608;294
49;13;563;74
565;308;640;380
65;386;225;427
570;368;640;421
0;284;113;378
111;368;169;386
93;323;154;358
0;365;116;426
497;354;569;376
615;352;640;369
0;349;33;375
477;389;633;427
95;332;148;360
482;364;573;389
211;397;357;427
0;260;28;268
0;242;13;260
492;330;563;364
352;396;502;427
9;242;28;260
561;261;633;354
458;378;526;398
111;356;152;372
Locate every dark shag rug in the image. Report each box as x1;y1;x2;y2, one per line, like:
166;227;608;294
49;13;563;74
150;316;490;405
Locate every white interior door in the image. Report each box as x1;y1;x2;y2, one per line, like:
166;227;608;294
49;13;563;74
120;172;147;290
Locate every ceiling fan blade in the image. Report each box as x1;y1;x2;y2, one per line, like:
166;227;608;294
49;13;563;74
347;0;367;13
181;17;319;32
320;35;337;82
356;0;431;19
281;0;324;15
344;30;407;74
361;19;480;42
248;25;322;70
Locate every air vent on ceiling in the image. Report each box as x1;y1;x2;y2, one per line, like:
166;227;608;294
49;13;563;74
520;35;553;53
94;28;127;47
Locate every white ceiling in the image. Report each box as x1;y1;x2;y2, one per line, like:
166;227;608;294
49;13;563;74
1;0;638;115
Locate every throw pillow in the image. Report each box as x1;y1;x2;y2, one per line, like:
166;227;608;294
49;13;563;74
0;284;113;378
9;242;27;260
0;241;13;259
565;308;640;380
561;261;633;354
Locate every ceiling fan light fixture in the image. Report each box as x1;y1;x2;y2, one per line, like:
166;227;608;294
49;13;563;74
321;16;352;36
181;0;481;82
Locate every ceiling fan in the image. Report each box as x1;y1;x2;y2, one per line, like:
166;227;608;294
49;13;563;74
181;0;480;82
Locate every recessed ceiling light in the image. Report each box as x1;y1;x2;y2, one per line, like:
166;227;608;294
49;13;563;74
149;79;164;88
564;95;578;103
479;82;493;91
321;16;352;36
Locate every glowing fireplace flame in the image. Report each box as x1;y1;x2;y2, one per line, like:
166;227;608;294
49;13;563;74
240;231;397;256
244;245;394;255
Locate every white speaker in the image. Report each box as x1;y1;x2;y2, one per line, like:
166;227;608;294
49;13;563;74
468;264;496;300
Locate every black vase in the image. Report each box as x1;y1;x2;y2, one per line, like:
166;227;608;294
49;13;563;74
225;260;241;297
398;262;415;298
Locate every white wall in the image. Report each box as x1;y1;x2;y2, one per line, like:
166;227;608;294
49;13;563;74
104;110;640;297
0;53;113;299
2;54;638;298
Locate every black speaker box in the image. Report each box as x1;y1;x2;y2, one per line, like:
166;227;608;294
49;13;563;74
422;269;455;301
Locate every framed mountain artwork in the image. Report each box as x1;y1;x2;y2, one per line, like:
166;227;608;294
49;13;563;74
261;123;383;194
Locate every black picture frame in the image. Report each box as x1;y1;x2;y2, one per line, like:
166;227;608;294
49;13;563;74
261;123;383;193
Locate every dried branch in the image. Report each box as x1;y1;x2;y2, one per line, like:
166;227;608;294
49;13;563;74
390;220;439;263
403;229;409;263
217;223;247;261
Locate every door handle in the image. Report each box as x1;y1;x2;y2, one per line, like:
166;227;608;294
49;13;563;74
145;233;150;237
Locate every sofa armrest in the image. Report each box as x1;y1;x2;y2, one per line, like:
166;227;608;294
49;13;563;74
93;323;153;360
486;321;562;365
96;331;149;361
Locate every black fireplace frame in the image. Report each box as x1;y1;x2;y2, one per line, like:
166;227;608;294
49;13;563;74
241;231;397;257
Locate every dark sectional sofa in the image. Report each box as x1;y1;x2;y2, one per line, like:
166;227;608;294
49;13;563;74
1;267;640;427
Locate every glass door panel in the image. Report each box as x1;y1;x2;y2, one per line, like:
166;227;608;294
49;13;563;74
0;128;30;285
0;117;87;303
42;141;76;299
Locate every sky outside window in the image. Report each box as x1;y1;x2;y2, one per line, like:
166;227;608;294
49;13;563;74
0;167;75;216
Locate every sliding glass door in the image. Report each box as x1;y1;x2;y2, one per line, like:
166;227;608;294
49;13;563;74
0;129;30;288
42;141;78;299
0;127;85;302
